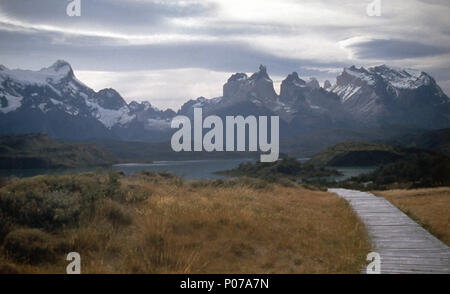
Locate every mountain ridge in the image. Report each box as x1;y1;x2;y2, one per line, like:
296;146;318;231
1;60;449;142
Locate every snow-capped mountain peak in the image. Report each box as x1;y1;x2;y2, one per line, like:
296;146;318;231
342;65;376;86
0;60;140;131
0;60;74;88
1;61;449;141
47;59;73;75
340;64;433;90
330;64;449;128
370;64;431;89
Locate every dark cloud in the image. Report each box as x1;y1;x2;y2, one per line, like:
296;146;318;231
417;0;450;7
348;38;450;60
0;0;449;101
0;0;217;34
0;29;345;78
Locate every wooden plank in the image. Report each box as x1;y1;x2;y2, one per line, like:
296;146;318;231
328;188;450;274
381;258;450;266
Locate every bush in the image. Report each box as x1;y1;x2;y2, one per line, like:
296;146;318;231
158;171;176;178
0;171;6;188
277;177;298;188
236;177;270;190
3;229;56;264
342;152;450;190
140;170;156;177
0;190;80;232
103;200;133;228
0;262;20;274
106;170;121;198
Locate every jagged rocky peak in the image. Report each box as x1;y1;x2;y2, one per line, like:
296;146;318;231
44;59;74;78
280;72;307;99
336;65;374;87
371;64;434;89
283;72;306;86
97;88;120;97
142;101;152;108
227;72;248;83
128;100;157;112
0;64;7;71
0;59;77;87
49;59;71;70
338;64;437;90
196;96;207;103
163;108;176;116
223;64;277;101
249;64;271;81
224;73;248;97
94;88;127;110
306;77;320;89
129;100;141;111
323;80;332;89
343;65;371;77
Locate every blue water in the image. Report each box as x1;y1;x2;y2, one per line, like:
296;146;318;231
113;158;254;179
1;158;375;181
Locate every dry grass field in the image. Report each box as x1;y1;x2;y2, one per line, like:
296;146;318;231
0;171;370;274
375;187;450;246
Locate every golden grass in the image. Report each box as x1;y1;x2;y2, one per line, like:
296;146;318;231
0;174;370;273
375;187;450;246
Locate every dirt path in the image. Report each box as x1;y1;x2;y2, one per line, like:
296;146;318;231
329;188;450;274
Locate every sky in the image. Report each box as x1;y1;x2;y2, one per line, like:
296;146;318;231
0;0;449;110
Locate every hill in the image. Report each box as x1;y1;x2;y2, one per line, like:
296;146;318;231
0;171;369;273
306;142;414;167
384;128;450;156
216;157;341;182
0;134;119;169
86;138;259;161
1;61;449;143
340;152;450;190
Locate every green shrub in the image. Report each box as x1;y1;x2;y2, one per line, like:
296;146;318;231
0;190;80;232
189;180;209;189
236;177;270;190
0;262;20;274
106;170;121;198
140;170;156;177
157;171;176;178
341;153;450;190
0;171;6;188
102;200;133;228
3;229;56;264
277;177;298;188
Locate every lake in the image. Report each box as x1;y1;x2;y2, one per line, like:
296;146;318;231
1;158;376;181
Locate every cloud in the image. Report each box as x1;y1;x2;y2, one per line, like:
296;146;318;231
0;0;217;34
76;68;231;111
75;68;294;111
0;28;344;76
345;38;450;60
0;0;449;107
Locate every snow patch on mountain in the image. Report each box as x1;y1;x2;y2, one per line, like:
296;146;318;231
0;93;23;113
344;67;375;85
343;65;431;90
374;66;428;89
0;60;73;87
333;85;362;102
146;118;171;130
38;103;48;113
85;99;135;128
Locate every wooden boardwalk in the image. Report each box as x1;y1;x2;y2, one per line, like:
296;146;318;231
328;188;450;274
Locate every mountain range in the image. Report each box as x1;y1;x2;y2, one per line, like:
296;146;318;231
1;60;449;143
